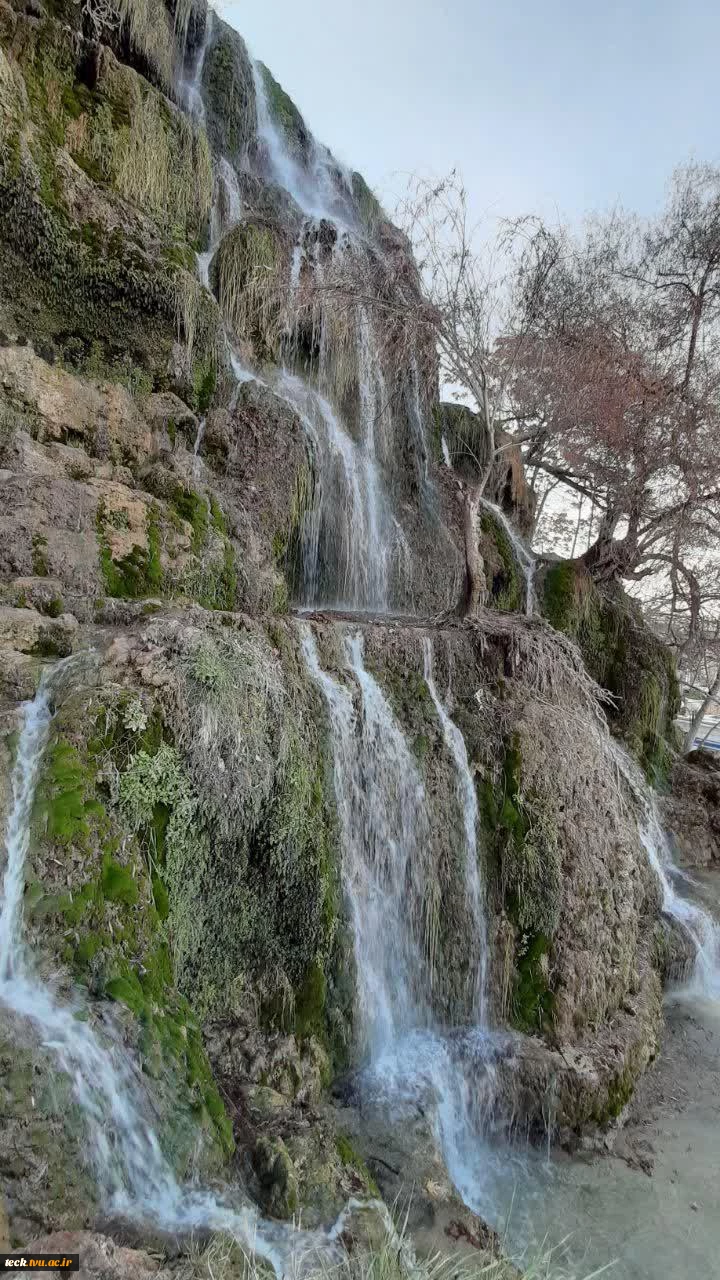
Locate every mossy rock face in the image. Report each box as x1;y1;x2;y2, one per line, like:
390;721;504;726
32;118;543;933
480;511;523;612
257;62;311;161
201;17;257;162
350;171;384;232
138;621;350;1064
0;138;176;381
541;559;680;783
95;490;239;611
0;15;217;395
26;682;235;1173
480;736;559;1034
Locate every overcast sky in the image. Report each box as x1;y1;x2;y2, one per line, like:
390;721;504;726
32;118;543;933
219;0;720;229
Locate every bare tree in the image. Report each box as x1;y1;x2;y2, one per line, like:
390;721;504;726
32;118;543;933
392;176;560;611
501;165;720;656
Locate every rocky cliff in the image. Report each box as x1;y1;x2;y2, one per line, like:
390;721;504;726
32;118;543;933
0;0;688;1269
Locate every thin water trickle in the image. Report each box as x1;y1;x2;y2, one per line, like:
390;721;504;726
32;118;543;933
479;497;536;618
612;744;720;1000
422;636;487;1025
179;8;213;125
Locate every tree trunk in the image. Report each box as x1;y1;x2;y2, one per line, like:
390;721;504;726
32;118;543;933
463;486;487;616
581;509;638;581
682;667;720;755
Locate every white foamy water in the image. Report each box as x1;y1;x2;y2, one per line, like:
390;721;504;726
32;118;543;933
300;627;508;1217
0;661;351;1276
275;370;409;610
301;627;434;1054
251;61;353;226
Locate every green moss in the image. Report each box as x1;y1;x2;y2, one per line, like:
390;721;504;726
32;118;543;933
293;961;327;1039
0;134;178;397
351;172;384;231
542;560;680;784
192;359;216;414
172;485;209;553
335;1134;381;1196
481;512;523;612
481;737;559;1034
105;972;146;1016
34;739;104;846
101;856;140;906
40;595;64;619
152;872;170;921
201;23;256;162
209;495;227;535
513;933;554;1034
258;63;309;158
97;501;163;599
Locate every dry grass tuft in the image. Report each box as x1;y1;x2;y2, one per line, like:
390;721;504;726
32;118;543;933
215;222;291;360
174;268;224;370
117;0;176;90
107;79;212;232
178;1217;614;1280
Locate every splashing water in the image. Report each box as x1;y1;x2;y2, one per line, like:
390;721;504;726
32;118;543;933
251;61;353;225
0;660;356;1276
480;498;536;618
300;627;508;1218
300;627;434;1054
422;637;487;1025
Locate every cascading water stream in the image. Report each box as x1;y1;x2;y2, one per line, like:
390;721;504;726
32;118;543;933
422;637;487;1026
274;372;404;611
610;740;720;999
480;498;536;618
300;626;434;1054
251;60;353;226
0;660;362;1276
180;7;212;125
301;627;504;1215
184;38;416;609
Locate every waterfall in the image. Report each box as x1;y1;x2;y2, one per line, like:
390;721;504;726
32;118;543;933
480;498;536;618
274;372;406;611
179;7;213;125
422;637;488;1025
184;38;418;612
300;627;434;1054
301;627;504;1218
611;745;720;998
0;662;357;1276
251;61;352;225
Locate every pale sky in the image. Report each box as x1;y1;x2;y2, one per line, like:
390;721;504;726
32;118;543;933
219;0;720;228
